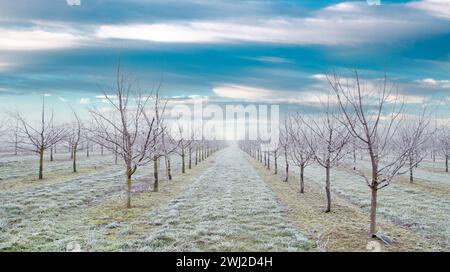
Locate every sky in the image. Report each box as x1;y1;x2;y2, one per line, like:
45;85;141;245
0;0;449;120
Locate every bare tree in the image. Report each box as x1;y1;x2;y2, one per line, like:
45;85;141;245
329;71;430;236
67;109;83;173
12;118;19;156
271;145;280;175
400;117;433;182
439;125;450;173
288;113;315;193
148;90;168;192
301;98;350;212
89;65;159;208
174;122;193;174
279;119;291;182
14;96;66;180
161;132;177;181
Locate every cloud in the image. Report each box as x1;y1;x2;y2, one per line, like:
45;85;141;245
79;98;91;104
408;0;450;20
0;27;85;51
415;78;450;88
242;56;293;64
311;74;328;81
66;0;81;6
0;61;13;71
95;2;448;46
0;1;448;52
213;84;273;100
310;73;431;104
212;84;331;105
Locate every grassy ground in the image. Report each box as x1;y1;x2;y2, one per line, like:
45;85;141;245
84;153;221;251
338;166;450;200
0;152;188;251
91;147;312;252
0;166;107;191
244;152;442;252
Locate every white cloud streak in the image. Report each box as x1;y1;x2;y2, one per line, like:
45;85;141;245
79;98;91;104
212;84;330;105
416;78;450;88
0;28;84;51
0;1;448;52
95;2;448;46
408;0;450;20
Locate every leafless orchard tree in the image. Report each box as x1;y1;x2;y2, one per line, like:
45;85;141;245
172;120;193;174
288;113;315;194
188;132;196;169
148;90;169;193
160;131;177;181
84;128;92;158
279;121;290;181
271;144;280;175
89;65;159;208
13;96;66;180
300;98;350;212
329;71;431;237
400;116;434;182
439;125;450;173
11;118;19;155
67;109;83;173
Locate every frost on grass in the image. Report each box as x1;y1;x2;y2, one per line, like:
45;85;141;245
0;165;123;251
0;153;185;251
118;147;312;252
283;159;450;250
341;158;450;187
0;153;113;181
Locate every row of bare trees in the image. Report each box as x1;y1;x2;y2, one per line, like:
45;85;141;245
241;71;446;238
1;66;225;209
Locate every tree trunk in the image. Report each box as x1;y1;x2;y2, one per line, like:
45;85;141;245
267;152;270;170
14;133;18;156
195;147;198;165
274;152;278;175
446;155;449;173
73;145;77;173
126;167;133;208
409;154;414;183
369;156;379;237
38;146;44;180
284;149;289;182
153;157;159;192
167;157;172;180
300;164;305;193
325;166;331;213
101;145;104;156
181;148;186;174
369;186;378;237
353;149;356;170
114;146;118;165
189;147;192;169
86;143;90;157
50;146;54;162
